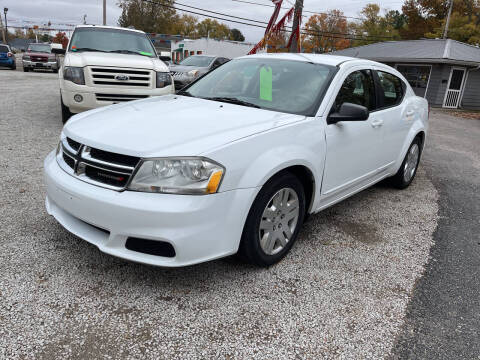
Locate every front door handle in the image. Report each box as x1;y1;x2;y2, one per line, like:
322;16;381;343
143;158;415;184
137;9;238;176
371;119;383;128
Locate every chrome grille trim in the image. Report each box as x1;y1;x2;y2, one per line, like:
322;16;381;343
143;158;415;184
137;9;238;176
86;66;154;89
57;138;141;191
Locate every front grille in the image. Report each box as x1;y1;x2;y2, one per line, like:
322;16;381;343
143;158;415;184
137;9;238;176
95;93;150;103
63;152;75;169
84;165;129;187
32;56;48;62
88;66;153;88
89;147;139;167
57;137;141;191
66;137;81;151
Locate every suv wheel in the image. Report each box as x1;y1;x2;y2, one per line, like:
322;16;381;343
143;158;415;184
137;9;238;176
23;67;29;72
61;96;72;124
239;172;305;267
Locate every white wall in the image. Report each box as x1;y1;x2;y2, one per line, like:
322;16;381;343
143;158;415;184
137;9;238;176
171;38;264;60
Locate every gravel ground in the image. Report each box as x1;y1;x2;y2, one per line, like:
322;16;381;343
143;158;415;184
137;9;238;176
0;70;438;359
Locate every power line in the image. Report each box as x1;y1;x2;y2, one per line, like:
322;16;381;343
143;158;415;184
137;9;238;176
176;0;391;40
231;0;365;21
140;0;393;42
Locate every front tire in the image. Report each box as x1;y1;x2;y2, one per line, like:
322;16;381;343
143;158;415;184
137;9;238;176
389;137;422;189
23;67;29;72
238;172;306;267
60;96;72;124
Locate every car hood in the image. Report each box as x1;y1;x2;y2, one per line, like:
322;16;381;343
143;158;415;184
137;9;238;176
25;52;51;57
64;95;306;157
169;64;209;73
64;52;169;72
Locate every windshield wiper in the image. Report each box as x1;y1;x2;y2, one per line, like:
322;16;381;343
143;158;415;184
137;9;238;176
73;48;107;53
204;97;261;108
177;90;194;97
109;50;151;57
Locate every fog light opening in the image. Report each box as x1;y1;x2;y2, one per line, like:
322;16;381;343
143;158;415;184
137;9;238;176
74;94;83;103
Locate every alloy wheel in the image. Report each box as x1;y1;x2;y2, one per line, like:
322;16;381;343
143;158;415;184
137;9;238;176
403;143;420;183
259;187;300;255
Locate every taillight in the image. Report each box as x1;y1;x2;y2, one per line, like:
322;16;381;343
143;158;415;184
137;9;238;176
7;52;13;57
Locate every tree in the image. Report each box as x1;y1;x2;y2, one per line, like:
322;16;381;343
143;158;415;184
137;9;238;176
25;28;36;40
170;14;198;37
398;0;480;43
14;29;26;39
196;19;231;39
117;0;177;33
230;28;245;41
52;32;69;49
349;4;401;46
40;34;52;42
302;10;351;53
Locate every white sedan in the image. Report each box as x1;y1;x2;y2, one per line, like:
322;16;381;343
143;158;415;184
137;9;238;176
44;53;428;267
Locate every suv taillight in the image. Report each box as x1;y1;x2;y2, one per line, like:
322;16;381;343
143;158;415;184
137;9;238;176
7;52;13;57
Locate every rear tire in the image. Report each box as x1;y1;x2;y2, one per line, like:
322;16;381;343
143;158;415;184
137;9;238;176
11;64;16;70
388;137;422;189
23;67;29;72
238;172;306;267
61;96;72;124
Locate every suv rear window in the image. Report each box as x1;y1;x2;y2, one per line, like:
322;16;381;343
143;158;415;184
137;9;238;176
0;45;8;53
376;71;404;108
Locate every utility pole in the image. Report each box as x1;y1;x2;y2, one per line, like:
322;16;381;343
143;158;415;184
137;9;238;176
103;0;107;25
3;8;8;44
443;0;453;39
0;11;5;44
289;0;303;53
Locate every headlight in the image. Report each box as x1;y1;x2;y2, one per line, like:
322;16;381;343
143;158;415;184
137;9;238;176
23;55;30;60
128;157;225;195
156;72;172;88
64;66;85;85
187;69;199;77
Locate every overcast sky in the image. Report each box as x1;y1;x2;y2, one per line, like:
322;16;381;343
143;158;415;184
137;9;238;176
3;0;404;42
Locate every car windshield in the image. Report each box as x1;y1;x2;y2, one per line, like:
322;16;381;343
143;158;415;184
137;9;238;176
0;45;8;53
69;27;156;57
184;58;336;116
28;44;51;53
179;56;215;67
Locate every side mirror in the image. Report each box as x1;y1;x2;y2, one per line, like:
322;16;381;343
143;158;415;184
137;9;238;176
159;56;171;62
52;48;66;55
327;102;369;125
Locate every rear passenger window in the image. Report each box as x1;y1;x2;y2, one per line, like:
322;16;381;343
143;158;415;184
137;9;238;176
376;71;404;107
334;70;376;112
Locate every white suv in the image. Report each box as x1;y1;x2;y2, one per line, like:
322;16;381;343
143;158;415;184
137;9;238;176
54;25;174;123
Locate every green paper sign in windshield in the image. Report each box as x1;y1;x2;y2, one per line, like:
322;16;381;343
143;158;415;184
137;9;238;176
260;66;273;102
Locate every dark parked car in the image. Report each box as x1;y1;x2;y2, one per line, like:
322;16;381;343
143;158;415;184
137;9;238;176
169;55;230;90
0;44;16;70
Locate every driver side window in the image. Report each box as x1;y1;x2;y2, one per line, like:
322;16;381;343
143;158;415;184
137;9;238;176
334;70;376;112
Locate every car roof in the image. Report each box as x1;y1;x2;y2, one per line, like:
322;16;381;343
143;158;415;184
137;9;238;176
74;25;145;34
239;53;378;67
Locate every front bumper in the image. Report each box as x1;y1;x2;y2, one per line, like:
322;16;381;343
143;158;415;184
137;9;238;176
172;73;197;90
23;60;58;70
44;151;258;267
0;58;15;67
61;80;175;113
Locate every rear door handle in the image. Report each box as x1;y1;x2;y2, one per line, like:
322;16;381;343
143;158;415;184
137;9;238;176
371;119;383;128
